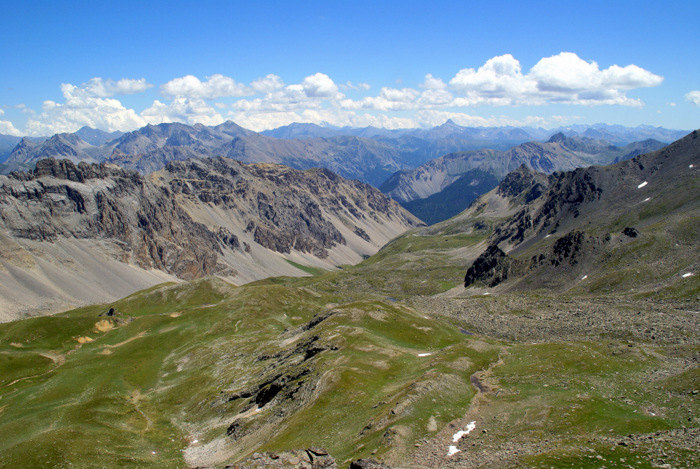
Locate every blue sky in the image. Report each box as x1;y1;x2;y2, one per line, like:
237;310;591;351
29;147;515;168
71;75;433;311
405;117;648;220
0;0;698;136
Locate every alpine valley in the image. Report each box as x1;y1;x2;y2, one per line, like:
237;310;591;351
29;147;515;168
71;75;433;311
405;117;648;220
0;123;698;469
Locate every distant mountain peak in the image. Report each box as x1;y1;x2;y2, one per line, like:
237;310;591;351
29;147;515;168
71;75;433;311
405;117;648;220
547;132;568;143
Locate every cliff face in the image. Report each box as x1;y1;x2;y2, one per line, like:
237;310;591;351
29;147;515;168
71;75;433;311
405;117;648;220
0;158;421;319
1;159;222;280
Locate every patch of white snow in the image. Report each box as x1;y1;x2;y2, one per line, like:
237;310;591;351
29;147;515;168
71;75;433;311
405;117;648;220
447;445;460;456
581;275;588;280
418;353;432;357
637;181;648;189
690;164;694;168
682;272;693;278
642;197;651;202
452;421;477;442
545;234;551;238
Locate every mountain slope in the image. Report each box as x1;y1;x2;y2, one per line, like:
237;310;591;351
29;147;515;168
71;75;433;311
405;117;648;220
464;129;700;295
0;158;421;320
400;169;500;225
381;134;668;204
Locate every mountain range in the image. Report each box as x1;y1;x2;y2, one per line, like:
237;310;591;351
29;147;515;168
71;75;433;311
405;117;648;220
1;122;689;187
0;157;420;320
379;133;667;224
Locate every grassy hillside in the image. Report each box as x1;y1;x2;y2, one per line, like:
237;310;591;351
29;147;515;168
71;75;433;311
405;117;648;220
1;214;697;468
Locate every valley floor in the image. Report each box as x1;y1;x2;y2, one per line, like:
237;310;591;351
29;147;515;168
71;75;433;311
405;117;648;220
407;294;699;468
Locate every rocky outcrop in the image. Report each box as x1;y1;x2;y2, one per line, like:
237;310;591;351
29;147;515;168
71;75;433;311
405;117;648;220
226;447;337;468
464;244;523;288
349;459;393;469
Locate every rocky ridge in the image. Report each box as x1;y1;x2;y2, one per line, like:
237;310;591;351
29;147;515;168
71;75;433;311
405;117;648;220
0;158;421;319
462;129;700;292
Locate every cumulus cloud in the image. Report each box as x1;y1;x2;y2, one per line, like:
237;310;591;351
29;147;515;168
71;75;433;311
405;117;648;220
301;73;341;98
449;52;662;106
82;77;153;97
161;74;252;99
24;82;148;136
9;53;664;136
0;120;22;136
685;90;700;106
251;74;285;93
342;87;421;111
141;97;225;126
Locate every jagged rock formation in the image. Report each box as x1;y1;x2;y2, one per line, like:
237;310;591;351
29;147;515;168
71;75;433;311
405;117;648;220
0;158;421;320
463;129;700;292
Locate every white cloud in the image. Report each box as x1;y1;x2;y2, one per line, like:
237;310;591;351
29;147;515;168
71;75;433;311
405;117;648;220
342;87;420;111
9;53;664;136
161;74;252;99
449;52;662;106
24;82;148;136
250;74;285;93
0;120;22;136
141;97;225;126
227;108;417;132
341;81;371;91
418;76;453;106
685;90;700;106
83;77;153;97
301;73;341;98
0;109;3;116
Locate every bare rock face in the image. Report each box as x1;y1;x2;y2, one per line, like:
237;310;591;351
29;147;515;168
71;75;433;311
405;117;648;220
1;159;222;280
464;244;523;288
225;448;337;468
0;157;421;319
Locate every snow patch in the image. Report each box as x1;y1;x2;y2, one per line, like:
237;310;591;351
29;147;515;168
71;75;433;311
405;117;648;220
452;421;477;442
690;164;694;168
682;272;693;278
418;353;432;357
637;181;648;189
448;421;476;456
642;197;651;202
581;275;588;280
545;234;551;238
